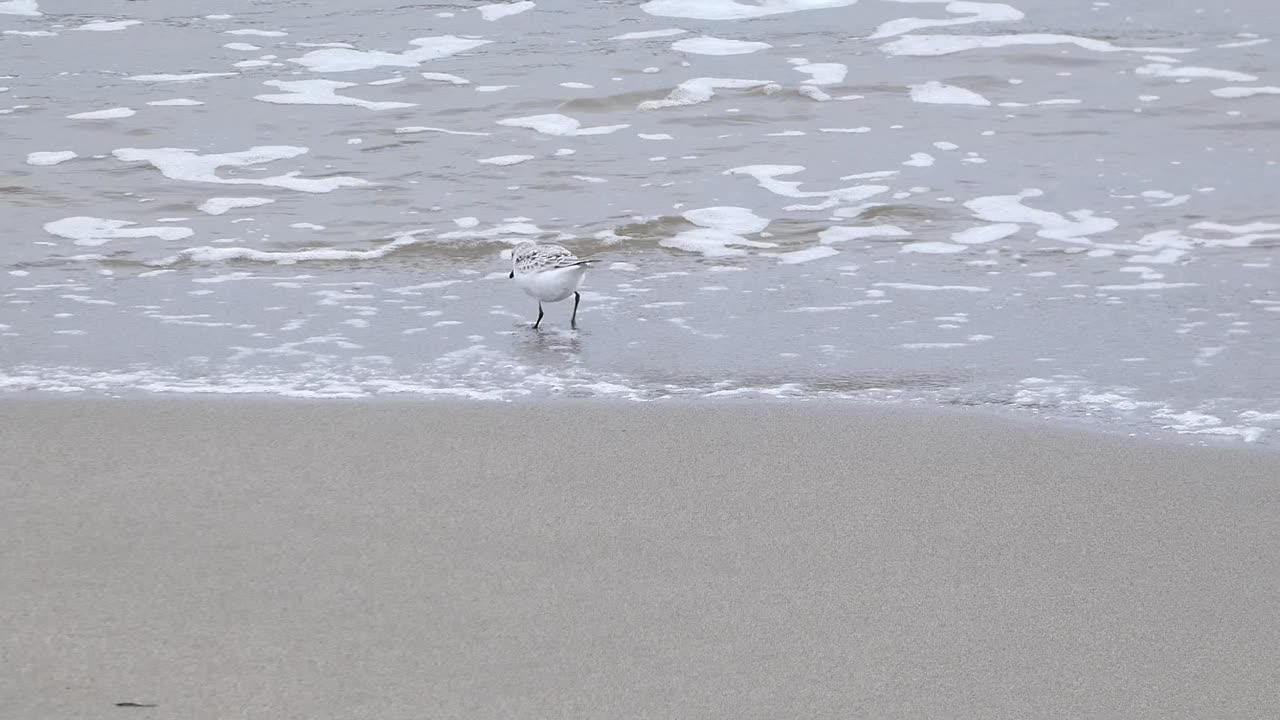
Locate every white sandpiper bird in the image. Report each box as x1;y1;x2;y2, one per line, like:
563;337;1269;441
508;240;596;329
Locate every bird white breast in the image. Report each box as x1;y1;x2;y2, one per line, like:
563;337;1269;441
515;265;587;302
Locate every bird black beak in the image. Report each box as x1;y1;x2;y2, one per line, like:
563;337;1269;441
508;271;514;279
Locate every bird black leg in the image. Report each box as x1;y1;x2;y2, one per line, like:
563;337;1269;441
533;303;544;329
571;292;581;329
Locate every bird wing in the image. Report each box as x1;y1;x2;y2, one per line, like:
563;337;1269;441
516;243;593;272
552;255;592;269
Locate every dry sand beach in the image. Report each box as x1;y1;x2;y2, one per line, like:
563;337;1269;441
3;398;1279;719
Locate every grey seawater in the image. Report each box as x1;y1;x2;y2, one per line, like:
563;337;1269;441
2;0;1278;444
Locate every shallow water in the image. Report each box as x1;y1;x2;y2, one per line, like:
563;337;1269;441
2;0;1278;444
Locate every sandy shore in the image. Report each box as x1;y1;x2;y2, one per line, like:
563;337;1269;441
3;398;1278;719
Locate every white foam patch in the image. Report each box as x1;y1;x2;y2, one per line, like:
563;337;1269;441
819;225;910;243
26;150;76;166
291;36;491;72
1211;86;1280;98
478;1;535;20
661;206;775;256
790;60;846;85
1174;425;1266;442
909;81;991;106
497;113;628;136
671;36;772;55
642;0;859;20
1164;222;1280;252
1218;37;1271;49
387;280;462;296
67;107;135;119
44;216;194;246
198;197;275;215
725;165;891;212
798;85;832;102
439;221;543;241
901;342;967;349
59;295;116;306
882;33;1194;57
763;246;839;264
478;154;535;166
0;0;40;16
77;19;141;31
224;29;287;37
612;28;688;40
638;77;776;110
150;234;417;266
1137;190;1189;208
394;126;490;136
904;241;967;254
254;79;416;110
1191;221;1280;235
1098;282;1201;290
147;98;205;106
870;1;1023;39
965;189;1117;242
875;282;989;292
1136;63;1256;83
224;42;259;51
951;223;1018;244
129;72;237;83
903;152;935;167
686;207;769;234
112;146;369;193
423;72;470;85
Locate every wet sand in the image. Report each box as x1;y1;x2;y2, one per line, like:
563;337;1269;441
3;398;1279;719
